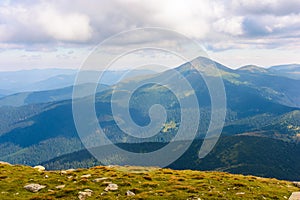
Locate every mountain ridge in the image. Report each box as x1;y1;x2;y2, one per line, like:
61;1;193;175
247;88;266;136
0;56;299;182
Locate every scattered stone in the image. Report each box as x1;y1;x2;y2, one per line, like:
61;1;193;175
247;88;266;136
55;185;65;189
66;169;76;173
44;175;49;178
93;177;108;182
60;170;67;175
104;183;118;191
289;192;300;200
24;184;46;192
293;182;300;188
126;190;135;196
78;189;93;200
81;174;91;178
236;192;245;195
0;161;12;166
33;165;45;172
100;192;107;196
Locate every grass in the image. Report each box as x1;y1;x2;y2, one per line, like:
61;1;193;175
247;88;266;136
0;163;298;199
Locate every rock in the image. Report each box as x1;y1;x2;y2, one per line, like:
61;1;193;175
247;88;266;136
44;175;49;178
55;185;65;189
104;183;118;191
293;181;300;188
60;170;67;175
0;161;12;166
33;165;45;172
80;174;91;178
66;169;76;173
78;189;93;200
289;192;300;200
126;190;135;196
93;177;108;182
24;184;46;192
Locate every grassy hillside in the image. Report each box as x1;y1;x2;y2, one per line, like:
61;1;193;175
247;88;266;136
0;163;298;199
42;136;300;181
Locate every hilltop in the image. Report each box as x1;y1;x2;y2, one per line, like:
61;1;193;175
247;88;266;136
0;162;299;200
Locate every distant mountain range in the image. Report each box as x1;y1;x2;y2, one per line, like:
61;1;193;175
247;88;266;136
0;68;156;94
0;68;75;94
237;63;300;80
0;83;109;107
0;57;299;180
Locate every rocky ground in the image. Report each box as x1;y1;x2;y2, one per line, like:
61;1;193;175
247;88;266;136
0;162;299;199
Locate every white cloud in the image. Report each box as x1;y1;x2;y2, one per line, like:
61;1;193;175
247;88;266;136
230;0;300;15
36;3;92;42
213;17;244;36
0;0;299;49
144;0;213;38
0;1;92;44
0;0;300;70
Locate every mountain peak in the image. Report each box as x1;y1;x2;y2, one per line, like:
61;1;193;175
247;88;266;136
237;65;268;73
176;56;234;74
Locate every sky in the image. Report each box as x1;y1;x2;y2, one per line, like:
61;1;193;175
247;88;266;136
0;0;300;71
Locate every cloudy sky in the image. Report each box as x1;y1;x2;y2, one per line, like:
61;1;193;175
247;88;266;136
0;0;300;71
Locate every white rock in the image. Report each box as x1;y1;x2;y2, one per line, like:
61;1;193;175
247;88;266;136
24;184;46;192
0;161;12;166
93;177;108;182
81;174;91;178
55;185;65;189
66;169;76;173
126;190;135;196
104;183;118;191
33;165;45;172
60;170;67;175
78;189;93;200
293;181;300;188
